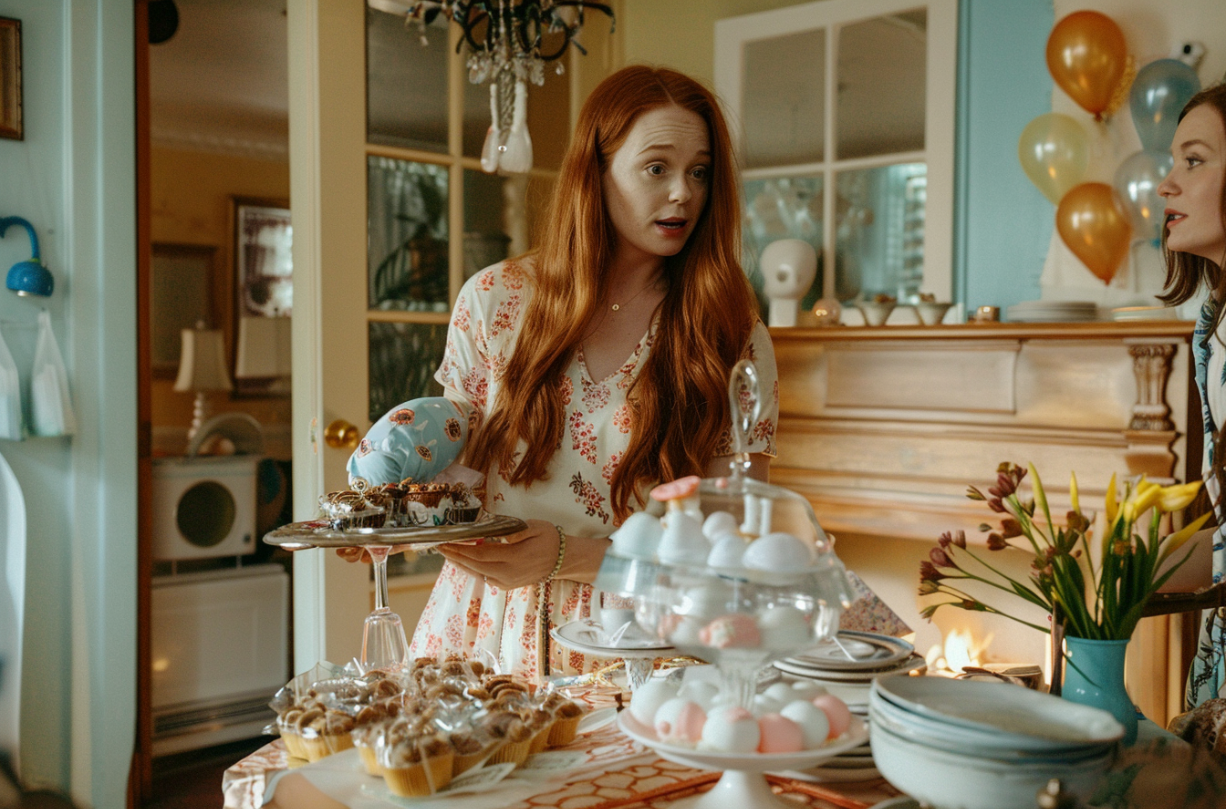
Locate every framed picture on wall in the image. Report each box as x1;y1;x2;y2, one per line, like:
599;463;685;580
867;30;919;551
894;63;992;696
0;17;22;141
232;197;292;396
150;244;219;379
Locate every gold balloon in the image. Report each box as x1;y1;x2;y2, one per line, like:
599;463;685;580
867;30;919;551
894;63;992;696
1056;183;1132;284
1046;11;1128;120
1018;113;1089;204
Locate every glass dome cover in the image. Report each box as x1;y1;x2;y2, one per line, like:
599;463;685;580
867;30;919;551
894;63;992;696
594;360;854;707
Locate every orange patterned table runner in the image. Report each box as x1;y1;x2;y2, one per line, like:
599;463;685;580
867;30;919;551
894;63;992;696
223;720;899;809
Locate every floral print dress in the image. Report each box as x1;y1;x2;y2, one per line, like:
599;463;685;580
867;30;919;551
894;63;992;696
1188;298;1226;707
408;259;779;679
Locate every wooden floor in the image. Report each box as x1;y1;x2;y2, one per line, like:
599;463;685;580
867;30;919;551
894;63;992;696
146;737;268;809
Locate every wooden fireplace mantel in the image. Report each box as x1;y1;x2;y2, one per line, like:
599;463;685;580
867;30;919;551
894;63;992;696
769;321;1198;544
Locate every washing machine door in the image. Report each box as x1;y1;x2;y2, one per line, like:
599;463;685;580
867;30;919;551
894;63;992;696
152;456;258;560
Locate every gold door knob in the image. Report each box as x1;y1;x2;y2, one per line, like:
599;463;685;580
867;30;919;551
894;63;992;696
323;419;360;450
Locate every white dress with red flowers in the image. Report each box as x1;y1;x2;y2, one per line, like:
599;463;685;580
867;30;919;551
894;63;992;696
407;259;779;678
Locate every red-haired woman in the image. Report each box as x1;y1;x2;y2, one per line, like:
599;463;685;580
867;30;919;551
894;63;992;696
1157;83;1226;709
408;66;778;678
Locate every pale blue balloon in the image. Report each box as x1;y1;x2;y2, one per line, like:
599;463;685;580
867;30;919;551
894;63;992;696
1113;149;1175;246
1130;59;1201;152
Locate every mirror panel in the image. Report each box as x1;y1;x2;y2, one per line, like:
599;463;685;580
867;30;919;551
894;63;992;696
742;176;824;310
367;156;450;312
368;321;448;422
834;163;926;302
836;10;926;160
742;28;825;169
367;9;449;152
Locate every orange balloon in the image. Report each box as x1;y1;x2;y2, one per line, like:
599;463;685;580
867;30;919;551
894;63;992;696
1046;11;1127;120
1056;183;1132;284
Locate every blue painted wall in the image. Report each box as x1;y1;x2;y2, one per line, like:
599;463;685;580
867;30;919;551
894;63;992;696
954;0;1056;310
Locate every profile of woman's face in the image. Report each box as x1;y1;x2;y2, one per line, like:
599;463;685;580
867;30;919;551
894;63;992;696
1158;104;1226;265
601;105;711;266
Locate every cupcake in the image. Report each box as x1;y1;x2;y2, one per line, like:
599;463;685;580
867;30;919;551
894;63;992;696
352;701;401;776
524;706;554;755
381;735;454;797
450;730;493;777
547;699;585;747
483;711;534;766
277;708;310;760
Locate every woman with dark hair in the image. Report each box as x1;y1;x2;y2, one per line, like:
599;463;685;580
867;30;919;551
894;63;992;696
1157;83;1226;707
396;65;777;678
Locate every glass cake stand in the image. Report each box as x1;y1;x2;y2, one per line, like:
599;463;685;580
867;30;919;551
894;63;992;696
549;619;677;692
265;512;526;672
618;711;870;809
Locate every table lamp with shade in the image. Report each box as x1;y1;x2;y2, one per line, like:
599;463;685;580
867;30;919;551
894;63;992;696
234;316;291;393
174;323;232;444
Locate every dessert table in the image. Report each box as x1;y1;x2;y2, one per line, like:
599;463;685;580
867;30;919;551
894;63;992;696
223;687;902;809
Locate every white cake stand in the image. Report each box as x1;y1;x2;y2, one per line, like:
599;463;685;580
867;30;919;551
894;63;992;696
550;620;677;692
617;710;869;809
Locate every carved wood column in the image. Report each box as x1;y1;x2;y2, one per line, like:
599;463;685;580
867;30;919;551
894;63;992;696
1124;340;1179;480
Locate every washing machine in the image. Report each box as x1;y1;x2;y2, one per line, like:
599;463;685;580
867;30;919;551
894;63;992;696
151;455;259;560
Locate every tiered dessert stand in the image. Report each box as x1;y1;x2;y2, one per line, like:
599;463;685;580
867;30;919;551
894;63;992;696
265;513;526;672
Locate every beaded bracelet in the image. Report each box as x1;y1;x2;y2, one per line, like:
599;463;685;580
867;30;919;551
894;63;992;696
546;525;567;581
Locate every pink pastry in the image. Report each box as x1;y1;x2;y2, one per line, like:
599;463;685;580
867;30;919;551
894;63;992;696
654;698;707;745
650;476;701;501
700;706;761;753
813;694;852;738
757;713;804;753
699;614;761;649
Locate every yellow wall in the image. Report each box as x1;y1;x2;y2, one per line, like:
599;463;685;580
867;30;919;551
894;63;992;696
149;145;292;441
620;0;816;86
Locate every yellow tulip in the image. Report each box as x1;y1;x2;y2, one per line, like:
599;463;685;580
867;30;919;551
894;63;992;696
1129;482;1162;519
1162;511;1213;557
1070;471;1080;513
1157;481;1202;513
1028;463;1049;518
1105;473;1118;525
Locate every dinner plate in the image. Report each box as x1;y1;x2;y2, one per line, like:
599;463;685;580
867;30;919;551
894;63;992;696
617;711;869;773
789;631;914;671
551;620;674;656
779;762;882;782
774;653;926;682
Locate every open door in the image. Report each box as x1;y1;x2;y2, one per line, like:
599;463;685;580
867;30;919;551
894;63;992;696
285;0;616;670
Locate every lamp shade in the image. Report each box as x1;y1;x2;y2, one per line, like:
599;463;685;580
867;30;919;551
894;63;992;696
173;327;232;393
234;316;292;379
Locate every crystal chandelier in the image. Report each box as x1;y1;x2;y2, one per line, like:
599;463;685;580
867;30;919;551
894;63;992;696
402;1;615;174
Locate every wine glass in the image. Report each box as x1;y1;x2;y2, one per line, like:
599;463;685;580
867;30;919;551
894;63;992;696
359;544;408;672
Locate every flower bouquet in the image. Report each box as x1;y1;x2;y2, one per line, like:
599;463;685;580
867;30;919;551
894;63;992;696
919;462;1210;641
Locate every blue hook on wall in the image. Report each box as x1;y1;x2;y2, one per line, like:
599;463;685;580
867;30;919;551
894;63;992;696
0;216;55;297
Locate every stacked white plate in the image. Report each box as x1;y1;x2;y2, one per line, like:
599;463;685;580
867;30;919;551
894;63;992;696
1005;300;1099;322
869;675;1123;809
774;631;925;711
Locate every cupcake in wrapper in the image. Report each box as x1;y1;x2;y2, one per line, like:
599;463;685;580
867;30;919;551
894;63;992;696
547;698;585;747
380;734;455;798
483;711;534;766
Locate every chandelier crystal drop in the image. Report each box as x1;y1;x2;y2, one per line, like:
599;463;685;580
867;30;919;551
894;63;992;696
402;1;615;175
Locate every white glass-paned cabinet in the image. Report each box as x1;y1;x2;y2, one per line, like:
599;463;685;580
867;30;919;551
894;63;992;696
716;0;956;308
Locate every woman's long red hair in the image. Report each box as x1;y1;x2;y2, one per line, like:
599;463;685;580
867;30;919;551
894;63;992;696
465;65;759;523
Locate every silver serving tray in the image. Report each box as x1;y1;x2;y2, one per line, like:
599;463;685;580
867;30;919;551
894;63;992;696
262;512;527;550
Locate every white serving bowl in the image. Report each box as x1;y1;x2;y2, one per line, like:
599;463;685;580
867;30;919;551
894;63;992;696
871;720;1113;809
869;691;1115;761
872;675;1124;747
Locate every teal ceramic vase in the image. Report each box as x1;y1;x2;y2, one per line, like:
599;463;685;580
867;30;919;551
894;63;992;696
1061;636;1137;745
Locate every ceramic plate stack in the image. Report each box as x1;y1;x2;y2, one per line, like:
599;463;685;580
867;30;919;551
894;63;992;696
869;675;1123;809
773;631;925;711
1005;300;1099;322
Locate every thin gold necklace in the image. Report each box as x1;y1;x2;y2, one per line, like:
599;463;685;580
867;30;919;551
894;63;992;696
610;280;656;311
